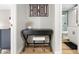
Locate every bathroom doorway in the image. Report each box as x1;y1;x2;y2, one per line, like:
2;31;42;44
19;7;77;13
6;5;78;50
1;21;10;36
62;4;78;54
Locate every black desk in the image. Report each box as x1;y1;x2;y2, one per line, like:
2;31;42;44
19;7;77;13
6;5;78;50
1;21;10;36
21;29;53;51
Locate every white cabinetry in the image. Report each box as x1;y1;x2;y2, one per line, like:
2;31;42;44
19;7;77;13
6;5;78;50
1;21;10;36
68;27;78;45
68;7;78;45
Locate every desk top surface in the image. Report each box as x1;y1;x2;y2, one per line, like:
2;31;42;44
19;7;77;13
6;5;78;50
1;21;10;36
22;28;53;31
21;28;53;35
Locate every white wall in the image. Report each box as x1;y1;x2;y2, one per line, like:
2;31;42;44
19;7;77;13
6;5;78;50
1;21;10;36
0;10;10;29
25;4;53;29
68;8;77;27
40;5;54;29
0;5;12;29
15;5;27;53
25;4;41;29
0;5;11;10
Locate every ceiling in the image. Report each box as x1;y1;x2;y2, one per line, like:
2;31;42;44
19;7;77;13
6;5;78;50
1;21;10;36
62;4;76;11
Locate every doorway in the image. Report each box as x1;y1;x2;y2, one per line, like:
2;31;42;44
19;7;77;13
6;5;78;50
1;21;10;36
62;4;78;54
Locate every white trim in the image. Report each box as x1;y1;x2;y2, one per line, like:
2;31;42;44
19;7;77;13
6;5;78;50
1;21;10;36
54;4;62;54
11;5;17;54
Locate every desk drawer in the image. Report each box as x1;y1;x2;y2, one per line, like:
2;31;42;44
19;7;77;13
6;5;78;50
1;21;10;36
27;36;49;43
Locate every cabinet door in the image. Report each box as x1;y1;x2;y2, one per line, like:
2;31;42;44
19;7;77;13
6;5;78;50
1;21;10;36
1;29;10;49
68;9;77;27
68;27;77;45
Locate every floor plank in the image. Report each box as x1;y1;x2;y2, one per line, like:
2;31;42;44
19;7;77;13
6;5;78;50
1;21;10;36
62;40;78;54
21;47;52;54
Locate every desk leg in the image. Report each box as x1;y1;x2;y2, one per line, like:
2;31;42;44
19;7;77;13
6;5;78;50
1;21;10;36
49;35;52;52
26;35;29;47
22;35;28;52
33;41;35;52
22;42;26;52
21;33;26;52
43;40;45;52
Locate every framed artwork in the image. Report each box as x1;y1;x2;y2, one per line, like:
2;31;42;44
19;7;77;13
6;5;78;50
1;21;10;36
30;4;38;16
29;4;48;17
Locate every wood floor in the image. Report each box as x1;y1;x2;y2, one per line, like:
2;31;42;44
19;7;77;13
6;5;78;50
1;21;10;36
62;40;78;54
21;46;52;54
21;39;78;54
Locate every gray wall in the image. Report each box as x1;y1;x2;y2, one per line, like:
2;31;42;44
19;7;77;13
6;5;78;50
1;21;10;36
0;29;10;49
